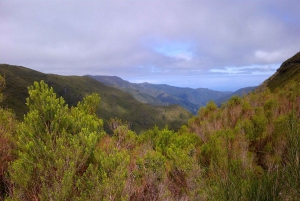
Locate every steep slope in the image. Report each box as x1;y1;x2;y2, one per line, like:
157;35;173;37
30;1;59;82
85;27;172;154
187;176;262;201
89;75;231;114
264;51;300;91
0;64;192;133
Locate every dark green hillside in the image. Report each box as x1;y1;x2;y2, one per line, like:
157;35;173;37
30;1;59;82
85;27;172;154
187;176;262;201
0;64;192;132
265;51;300;90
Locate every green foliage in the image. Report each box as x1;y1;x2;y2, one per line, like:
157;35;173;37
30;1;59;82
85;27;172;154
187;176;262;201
96;148;130;200
9;81;104;200
153;128;175;155
134;126;202;200
136;150;166;188
253;108;267;134
0;76;5;103
227;95;242;107
281;111;300;197
206;100;218;112
188;79;300;200
108;118;137;149
263;97;278;120
0;76;16;200
246;171;283;201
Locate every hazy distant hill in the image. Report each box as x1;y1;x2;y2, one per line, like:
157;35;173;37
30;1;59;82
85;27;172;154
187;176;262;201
89;76;168;106
89;75;231;114
0;64;193;133
215;86;256;106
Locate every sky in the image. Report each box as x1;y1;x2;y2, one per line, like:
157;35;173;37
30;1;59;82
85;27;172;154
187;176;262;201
1;1;300;91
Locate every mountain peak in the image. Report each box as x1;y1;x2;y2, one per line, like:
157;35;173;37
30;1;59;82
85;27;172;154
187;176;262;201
277;51;300;73
264;51;300;91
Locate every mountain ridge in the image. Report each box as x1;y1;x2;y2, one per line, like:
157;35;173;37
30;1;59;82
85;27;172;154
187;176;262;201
215;86;256;106
89;75;232;114
263;51;300;91
0;64;192;133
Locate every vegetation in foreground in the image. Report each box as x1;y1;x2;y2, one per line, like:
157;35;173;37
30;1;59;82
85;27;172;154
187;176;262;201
0;77;299;200
0;52;300;200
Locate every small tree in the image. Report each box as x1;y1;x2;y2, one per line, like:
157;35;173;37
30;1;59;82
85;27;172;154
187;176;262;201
9;81;104;200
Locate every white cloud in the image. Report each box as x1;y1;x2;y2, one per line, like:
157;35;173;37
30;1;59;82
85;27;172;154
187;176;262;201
254;50;294;63
210;64;279;75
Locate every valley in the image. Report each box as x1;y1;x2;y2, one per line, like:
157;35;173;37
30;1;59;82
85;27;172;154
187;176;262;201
1;51;300;200
0;65;192;133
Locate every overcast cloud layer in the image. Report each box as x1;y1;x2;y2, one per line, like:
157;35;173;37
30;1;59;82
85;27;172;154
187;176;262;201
1;0;300;91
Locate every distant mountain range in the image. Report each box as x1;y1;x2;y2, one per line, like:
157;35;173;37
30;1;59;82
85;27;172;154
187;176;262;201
89;75;255;114
0;63;257;134
0;64;193;133
214;86;256;106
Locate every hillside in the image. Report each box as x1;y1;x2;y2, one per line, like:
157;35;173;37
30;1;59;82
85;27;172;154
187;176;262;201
215;86;256;106
1;52;300;200
264;51;300;90
89;75;168;106
0;64;192;133
89;75;231;114
184;51;300;199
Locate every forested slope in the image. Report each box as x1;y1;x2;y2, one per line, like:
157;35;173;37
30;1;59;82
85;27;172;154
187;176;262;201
0;64;192;133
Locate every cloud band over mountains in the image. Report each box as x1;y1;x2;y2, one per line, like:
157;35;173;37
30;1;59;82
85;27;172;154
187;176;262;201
1;0;300;90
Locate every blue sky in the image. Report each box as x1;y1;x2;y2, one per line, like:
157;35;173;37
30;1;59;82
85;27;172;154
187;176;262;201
1;0;300;91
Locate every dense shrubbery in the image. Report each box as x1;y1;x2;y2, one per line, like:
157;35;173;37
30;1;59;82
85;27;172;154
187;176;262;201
188;82;300;200
1;77;300;200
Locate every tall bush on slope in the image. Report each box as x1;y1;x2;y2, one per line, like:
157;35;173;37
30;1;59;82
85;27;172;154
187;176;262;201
8;81;105;200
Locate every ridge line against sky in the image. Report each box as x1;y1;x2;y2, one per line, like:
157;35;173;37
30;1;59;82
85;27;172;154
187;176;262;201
1;0;300;91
